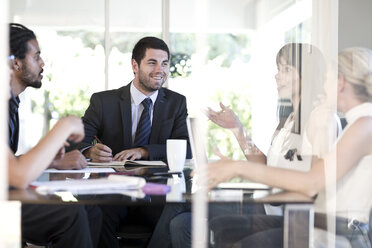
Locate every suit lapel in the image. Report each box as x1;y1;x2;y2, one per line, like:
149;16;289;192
120;84;133;147
150;88;166;143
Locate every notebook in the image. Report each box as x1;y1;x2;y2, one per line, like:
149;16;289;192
88;160;166;170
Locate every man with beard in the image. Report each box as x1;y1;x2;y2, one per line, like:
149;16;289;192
9;23;87;169
74;36;191;247
8;23;102;248
76;36;190;162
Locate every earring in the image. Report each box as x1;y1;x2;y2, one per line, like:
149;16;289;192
15;66;19;71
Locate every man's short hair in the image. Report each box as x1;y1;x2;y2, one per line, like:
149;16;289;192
9;23;36;59
132;36;170;65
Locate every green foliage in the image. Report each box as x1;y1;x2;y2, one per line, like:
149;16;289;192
207;89;252;160
169;53;192;78
32;85;90;127
48;86;90;117
169;33;196;55
208;34;251;67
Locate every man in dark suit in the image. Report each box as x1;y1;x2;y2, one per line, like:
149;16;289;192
75;36;191;247
77;37;191;162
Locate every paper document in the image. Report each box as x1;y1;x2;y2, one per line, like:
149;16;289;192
30;175;146;195
217;182;270;190
44;168;115;173
88;160;166;170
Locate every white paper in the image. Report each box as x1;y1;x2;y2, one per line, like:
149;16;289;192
30;175;146;195
217;182;270;190
44;168;115;173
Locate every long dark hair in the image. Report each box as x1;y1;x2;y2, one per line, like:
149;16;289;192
276;43;327;134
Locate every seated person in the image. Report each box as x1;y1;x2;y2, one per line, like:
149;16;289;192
73;37;191;162
9;23;88;170
8;23;102;248
71;36;191;247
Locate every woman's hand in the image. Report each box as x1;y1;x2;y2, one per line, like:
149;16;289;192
205;102;242;130
62;116;85;143
206;148;241;190
207;158;240;190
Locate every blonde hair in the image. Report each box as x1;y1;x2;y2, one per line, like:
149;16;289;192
338;47;372;101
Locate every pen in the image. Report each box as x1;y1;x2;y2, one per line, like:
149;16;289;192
94;136;103;144
152;172;182;176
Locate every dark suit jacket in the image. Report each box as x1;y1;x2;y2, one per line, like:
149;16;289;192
74;82;191;161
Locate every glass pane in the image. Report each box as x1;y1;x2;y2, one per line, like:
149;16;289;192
167;1;317;247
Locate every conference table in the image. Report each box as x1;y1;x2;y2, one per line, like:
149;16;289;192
9;166;314;248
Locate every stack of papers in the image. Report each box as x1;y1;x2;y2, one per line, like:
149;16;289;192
30;175;146;195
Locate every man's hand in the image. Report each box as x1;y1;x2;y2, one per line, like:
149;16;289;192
49;150;87;170
84;143;113;162
54;146;66;161
113;148;149;161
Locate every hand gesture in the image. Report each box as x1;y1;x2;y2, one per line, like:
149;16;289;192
205;102;242;130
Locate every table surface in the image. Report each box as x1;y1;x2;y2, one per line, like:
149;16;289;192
9;167;314;205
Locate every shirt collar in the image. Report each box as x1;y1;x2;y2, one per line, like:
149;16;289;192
130;81;158;106
9;91;20;108
345;102;372;125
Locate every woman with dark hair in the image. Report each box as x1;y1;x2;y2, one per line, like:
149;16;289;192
148;43;339;248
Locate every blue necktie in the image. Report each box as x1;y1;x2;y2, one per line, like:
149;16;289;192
134;98;152;147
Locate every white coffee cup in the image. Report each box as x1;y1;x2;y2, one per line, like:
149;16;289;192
166;139;187;172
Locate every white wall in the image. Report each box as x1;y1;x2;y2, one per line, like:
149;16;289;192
339;0;372;50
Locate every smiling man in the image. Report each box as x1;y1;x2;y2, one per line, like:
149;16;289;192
74;36;191;248
76;36;191;162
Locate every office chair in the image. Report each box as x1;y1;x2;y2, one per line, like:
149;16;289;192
116;222;153;248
